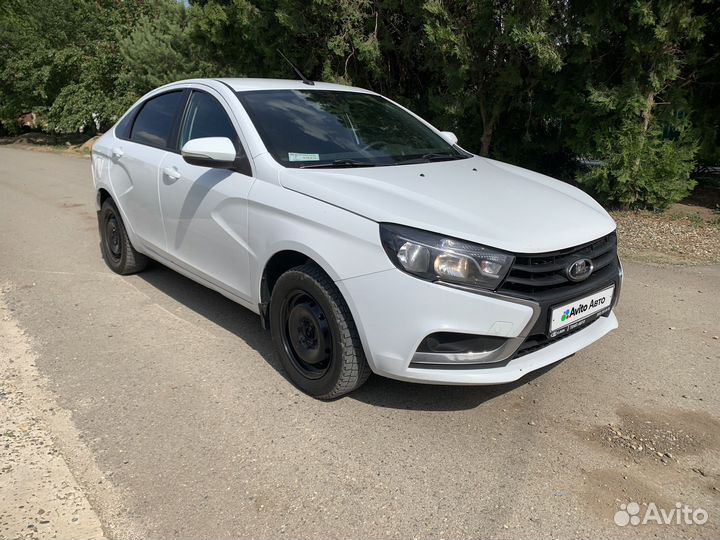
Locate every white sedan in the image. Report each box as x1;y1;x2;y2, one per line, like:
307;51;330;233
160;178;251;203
91;78;621;398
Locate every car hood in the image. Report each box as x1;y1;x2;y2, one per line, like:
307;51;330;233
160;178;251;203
279;156;616;253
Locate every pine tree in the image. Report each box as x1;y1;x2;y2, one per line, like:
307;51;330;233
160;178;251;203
563;0;706;209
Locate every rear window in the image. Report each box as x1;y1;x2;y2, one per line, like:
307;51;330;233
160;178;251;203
114;106;137;139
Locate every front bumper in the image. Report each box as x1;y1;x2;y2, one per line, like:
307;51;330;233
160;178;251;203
337;266;619;385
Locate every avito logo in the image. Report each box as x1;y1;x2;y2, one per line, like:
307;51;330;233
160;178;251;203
560;296;606;322
614;501;708;527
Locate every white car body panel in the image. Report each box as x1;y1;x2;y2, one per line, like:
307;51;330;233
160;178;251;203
107;141;167;252
157;152;256;300
279;156;615;253
247;167;394;288
338;268;618;383
92;77;621;387
180;136;236;162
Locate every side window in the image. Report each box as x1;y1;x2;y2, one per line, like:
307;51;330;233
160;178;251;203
114;105;137;140
179;91;239;149
130;91;184;149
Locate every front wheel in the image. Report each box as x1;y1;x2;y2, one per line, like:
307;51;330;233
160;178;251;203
269;263;370;399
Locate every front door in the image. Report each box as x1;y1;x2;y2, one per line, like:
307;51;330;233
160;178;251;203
158;89;255;300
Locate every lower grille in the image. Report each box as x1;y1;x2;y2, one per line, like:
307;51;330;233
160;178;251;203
511;312;609;359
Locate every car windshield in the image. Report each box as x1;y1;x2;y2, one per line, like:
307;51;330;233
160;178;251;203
236;89;470;168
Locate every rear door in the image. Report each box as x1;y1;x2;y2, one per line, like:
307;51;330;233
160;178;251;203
158;88;255;300
108;89;186;252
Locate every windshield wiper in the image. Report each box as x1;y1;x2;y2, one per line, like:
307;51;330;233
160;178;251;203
299;159;375;169
395;153;468;164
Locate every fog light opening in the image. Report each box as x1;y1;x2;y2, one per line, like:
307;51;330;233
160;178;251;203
417;332;508;355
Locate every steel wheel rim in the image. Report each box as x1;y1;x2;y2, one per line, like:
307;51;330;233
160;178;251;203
104;212;122;261
280;289;333;380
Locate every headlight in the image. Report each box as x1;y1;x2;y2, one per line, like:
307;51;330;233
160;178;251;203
379;223;514;290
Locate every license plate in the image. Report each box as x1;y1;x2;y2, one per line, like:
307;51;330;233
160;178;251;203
549;286;614;337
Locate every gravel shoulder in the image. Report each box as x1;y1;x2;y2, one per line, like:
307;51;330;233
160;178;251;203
612;209;720;265
0;290;105;539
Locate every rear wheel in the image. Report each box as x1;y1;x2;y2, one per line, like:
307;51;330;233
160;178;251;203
99;198;148;275
270;263;370;399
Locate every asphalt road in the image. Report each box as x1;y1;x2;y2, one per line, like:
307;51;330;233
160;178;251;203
0;146;719;539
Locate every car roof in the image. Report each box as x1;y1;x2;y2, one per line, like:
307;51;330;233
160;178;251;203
203;78;376;94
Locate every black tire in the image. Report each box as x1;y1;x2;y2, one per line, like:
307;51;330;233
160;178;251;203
269;263;371;399
98;198;148;275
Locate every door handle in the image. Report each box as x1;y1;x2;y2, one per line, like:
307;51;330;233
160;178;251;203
111;147;124;159
162;167;181;181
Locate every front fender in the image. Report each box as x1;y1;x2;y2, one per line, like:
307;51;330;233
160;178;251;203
248;181;393;306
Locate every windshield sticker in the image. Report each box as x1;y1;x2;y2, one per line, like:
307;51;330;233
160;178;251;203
288;152;320;162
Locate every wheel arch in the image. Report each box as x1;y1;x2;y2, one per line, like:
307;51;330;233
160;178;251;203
95;187;144;253
96;187;112;211
258;247;341;328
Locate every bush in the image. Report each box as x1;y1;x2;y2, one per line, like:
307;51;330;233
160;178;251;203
578;120;697;210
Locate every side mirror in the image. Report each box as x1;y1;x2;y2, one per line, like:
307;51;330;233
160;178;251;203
440;131;458;146
181;137;237;169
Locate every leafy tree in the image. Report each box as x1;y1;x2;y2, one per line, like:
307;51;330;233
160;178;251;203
562;0;705;209
187;0;382;84
421;0;564;156
0;0;149;132
0;0;111;130
274;0;382;84
0;0;214;132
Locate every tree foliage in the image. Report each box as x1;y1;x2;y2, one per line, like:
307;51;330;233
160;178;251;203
422;0;563;156
118;2;219;96
0;0;716;209
0;0;153;132
561;0;705;209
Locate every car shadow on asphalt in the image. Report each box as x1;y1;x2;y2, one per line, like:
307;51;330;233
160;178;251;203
353;363;558;411
136;263;278;364
136;262;563;412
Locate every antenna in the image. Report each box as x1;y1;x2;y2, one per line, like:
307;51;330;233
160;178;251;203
277;49;314;86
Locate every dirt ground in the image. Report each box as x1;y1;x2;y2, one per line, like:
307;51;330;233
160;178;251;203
1;293;113;539
0;146;718;539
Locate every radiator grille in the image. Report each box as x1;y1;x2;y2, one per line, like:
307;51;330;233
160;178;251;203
499;232;617;296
